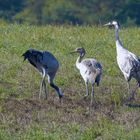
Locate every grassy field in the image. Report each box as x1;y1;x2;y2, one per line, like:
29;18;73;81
0;23;140;140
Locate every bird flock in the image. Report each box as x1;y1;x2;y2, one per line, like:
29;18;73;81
22;21;140;108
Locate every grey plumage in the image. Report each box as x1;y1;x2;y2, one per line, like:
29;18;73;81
104;21;140;100
71;47;102;107
22;48;63;100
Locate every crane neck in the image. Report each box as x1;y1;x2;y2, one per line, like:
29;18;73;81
76;53;85;64
115;25;123;48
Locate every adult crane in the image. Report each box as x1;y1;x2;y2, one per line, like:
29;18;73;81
104;21;140;100
71;47;102;107
22;48;63;100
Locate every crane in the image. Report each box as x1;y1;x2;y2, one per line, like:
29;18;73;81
71;47;102;107
22;48;63;100
104;21;140;100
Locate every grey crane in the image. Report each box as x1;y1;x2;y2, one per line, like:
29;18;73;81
104;21;140;100
71;47;102;107
22;48;63;100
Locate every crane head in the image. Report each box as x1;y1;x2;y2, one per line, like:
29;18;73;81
70;47;86;56
22;49;33;61
103;21;120;28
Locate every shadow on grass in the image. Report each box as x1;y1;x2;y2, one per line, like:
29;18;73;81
125;103;140;108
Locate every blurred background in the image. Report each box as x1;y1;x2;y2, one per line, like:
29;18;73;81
0;0;140;26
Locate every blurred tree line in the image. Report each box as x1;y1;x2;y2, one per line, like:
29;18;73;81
0;0;139;26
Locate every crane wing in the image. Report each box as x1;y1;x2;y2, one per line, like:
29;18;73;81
82;59;102;69
79;59;102;86
81;59;102;74
121;52;140;75
39;51;59;70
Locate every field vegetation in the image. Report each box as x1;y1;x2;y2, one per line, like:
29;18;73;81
0;23;140;140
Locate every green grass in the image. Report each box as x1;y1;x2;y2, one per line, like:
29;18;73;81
0;24;140;140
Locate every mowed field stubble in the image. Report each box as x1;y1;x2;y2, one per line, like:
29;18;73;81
0;23;140;140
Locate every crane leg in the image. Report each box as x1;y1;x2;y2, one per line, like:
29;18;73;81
48;74;63;100
126;82;133;101
43;80;48;99
129;82;139;100
127;82;130;96
39;68;46;99
85;81;89;97
88;83;95;114
50;82;63;98
90;83;94;107
39;78;44;99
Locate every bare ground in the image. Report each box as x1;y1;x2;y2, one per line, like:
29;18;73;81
1;87;140;132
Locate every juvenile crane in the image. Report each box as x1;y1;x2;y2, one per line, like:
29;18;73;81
104;21;140;100
71;47;102;106
22;48;63;100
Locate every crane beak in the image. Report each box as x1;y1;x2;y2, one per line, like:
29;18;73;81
22;53;26;61
70;50;77;54
103;22;114;28
103;23;110;26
